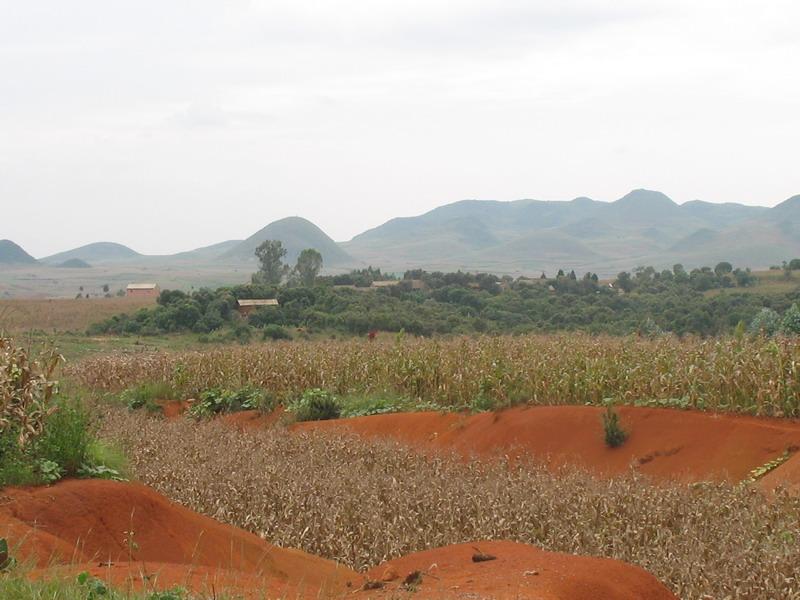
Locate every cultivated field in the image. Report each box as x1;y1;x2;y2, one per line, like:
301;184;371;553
102;410;800;600
71;334;800;416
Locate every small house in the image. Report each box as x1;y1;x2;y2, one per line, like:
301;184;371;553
126;283;159;298
237;298;279;317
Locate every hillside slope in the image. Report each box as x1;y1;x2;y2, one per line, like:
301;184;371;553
0;239;38;265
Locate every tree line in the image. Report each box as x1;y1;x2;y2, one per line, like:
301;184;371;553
87;241;800;340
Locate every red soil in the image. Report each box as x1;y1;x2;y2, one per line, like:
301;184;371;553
759;451;800;496
294;405;800;483
363;540;677;600
157;399;191;419
0;479;358;598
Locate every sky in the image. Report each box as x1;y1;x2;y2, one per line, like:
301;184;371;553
1;0;799;258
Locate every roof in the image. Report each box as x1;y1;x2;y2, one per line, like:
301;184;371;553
371;280;400;287
237;298;279;307
126;283;158;290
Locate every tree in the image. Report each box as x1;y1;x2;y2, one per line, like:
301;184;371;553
615;271;634;293
714;262;733;276
294;248;323;287
102;284;110;293
254;240;288;285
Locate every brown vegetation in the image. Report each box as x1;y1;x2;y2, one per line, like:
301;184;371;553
101;410;800;599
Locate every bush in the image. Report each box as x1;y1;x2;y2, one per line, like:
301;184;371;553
188;387;274;419
287;388;341;422
602;406;627;448
262;324;292;341
780;303;800;335
749;308;781;336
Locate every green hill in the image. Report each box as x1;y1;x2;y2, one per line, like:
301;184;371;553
42;242;141;265
220;217;354;267
343;190;800;275
0;240;38;265
55;258;92;268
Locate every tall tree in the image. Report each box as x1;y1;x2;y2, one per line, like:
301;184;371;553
254;240;288;285
295;248;323;287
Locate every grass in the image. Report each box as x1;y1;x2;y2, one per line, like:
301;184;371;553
101;409;800;600
0;573;195;600
69;333;800;417
704;269;800;297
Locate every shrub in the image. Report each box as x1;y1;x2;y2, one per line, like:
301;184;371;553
262;324;292;341
188;387;275;419
781;303;800;335
602;406;627;448
287;388;341;421
749;307;781;336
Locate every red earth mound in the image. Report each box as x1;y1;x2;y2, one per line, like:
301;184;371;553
0;479;357;597
362;540;677;600
294;405;800;483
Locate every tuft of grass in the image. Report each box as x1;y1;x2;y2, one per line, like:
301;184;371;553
602;406;628;448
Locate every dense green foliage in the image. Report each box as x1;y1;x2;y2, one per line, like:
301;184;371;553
286;388;341;421
187;386;275;418
87;262;800;338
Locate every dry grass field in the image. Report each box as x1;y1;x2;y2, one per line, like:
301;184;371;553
0;296;155;333
101;410;800;600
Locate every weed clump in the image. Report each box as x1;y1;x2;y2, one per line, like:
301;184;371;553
188;386;275;419
602;406;628;448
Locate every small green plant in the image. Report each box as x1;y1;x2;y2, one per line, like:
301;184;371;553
36;458;63;483
602;406;628;448
469;393;496;413
77;571;109;599
0;538;15;571
287;388;341;422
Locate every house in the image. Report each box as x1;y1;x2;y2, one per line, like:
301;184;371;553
370;280;400;289
370;279;427;290
237;298;279;317
126;283;159;298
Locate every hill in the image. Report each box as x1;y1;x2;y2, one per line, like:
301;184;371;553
0;240;38;265
344;190;800;275
221;217;354;267
169;239;243;262
55;258;91;268
42;242;141;265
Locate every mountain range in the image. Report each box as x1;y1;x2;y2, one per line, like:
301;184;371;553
3;190;800;277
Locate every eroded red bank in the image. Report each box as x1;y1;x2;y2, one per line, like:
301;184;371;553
292;405;800;487
0;480;677;599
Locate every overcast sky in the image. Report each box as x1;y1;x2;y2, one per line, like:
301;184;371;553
2;0;799;257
